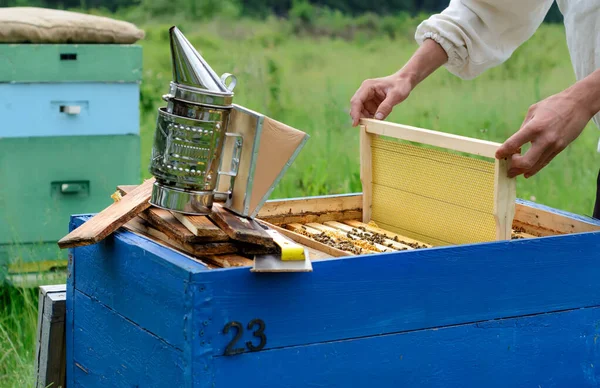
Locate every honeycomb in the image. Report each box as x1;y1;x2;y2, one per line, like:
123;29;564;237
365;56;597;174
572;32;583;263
370;136;497;246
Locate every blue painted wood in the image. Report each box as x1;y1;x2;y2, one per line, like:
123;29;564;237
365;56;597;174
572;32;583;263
64;197;600;387
199;230;600;355
212;306;600;387
69;215;210;351
0;83;139;138
70;290;186;387
66;249;75;388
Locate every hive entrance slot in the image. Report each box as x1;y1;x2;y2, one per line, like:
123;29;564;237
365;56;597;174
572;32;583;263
60;53;77;61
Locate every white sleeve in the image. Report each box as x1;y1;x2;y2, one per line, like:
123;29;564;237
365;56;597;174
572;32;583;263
415;0;555;79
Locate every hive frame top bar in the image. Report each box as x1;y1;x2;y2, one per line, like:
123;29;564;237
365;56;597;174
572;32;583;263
359;118;501;159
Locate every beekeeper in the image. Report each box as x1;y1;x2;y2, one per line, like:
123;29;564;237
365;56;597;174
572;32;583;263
350;0;600;218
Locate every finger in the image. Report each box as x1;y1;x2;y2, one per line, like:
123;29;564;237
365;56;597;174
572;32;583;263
361;108;373;119
364;100;379;116
507;141;546;178
375;90;405;120
496;120;539;160
350;83;376;126
523;149;559;178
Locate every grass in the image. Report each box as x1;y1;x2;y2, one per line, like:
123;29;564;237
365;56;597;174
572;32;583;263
137;19;599;215
1;15;599;388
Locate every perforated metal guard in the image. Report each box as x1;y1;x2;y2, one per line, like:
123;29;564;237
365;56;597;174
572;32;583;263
371;136;497;246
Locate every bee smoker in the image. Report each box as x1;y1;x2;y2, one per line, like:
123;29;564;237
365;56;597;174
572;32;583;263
148;26;242;215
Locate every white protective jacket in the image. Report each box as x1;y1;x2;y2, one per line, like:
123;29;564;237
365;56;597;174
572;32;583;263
414;0;600;151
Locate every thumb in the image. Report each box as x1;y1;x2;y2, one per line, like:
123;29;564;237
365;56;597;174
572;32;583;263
375;91;402;120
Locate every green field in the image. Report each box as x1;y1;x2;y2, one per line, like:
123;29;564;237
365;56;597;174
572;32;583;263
2;14;600;387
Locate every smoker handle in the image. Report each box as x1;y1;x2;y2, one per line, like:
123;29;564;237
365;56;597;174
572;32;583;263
214;133;243;199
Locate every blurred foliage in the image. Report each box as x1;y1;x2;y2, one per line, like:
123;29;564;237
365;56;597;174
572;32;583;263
0;0;564;24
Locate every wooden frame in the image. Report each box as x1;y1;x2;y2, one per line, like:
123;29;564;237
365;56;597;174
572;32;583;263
359;118;517;242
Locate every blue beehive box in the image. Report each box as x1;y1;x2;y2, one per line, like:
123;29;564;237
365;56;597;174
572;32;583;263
64;192;600;387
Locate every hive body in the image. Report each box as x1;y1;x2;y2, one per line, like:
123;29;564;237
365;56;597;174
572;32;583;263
65;193;600;387
0;43;141;280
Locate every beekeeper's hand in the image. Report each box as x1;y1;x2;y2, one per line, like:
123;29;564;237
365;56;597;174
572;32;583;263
496;69;600;178
350;39;448;126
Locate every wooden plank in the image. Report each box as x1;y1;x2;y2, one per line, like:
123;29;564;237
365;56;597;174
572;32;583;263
343;220;432;248
494;158;517;240
360;125;373;223
171;212;229;241
199;228;600;356
259;220;352;258
307;222;394;253
201;254;253;268
212;306;600;387
35;284;66;388
514;199;600;236
121;217;215;268
57;178;155;249
117;184;230;242
258;210;363;227
124;217;239;256
257;193;363;223
324;221;413;250
360;118;500;158
208;203;275;247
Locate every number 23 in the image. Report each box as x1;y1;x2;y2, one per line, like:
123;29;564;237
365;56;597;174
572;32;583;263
222;319;267;356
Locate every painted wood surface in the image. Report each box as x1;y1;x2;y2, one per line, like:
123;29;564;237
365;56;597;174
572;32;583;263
212;306;600;387
0;44;142;83
69;215;209;351
0;135;140;245
65;199;600;387
199;230;600;355
0;83;139;138
70;290;185;387
35;284;66;388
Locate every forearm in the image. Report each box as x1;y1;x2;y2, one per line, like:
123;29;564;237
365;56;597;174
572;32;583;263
394;38;448;88
563;68;600;119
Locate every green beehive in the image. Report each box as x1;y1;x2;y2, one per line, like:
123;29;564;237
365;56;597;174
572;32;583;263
0;42;143;284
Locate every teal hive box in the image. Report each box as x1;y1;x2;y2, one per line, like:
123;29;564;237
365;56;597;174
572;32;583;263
65;193;600;387
0;44;142;281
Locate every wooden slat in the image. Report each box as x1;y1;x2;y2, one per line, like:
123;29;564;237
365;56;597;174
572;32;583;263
117;185;230;243
58;178;155;249
307;223;394;253
360;125;372;223
259;221;351;257
494;158;517;240
360;118;500;158
324;221;413;250
343;220;432;248
514;202;600;236
208;203;275;247
171;212;230;241
257;193;362;225
201;254;253;268
123;217;239;256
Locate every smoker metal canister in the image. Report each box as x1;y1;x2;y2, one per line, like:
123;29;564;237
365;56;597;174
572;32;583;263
148;26;242;215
